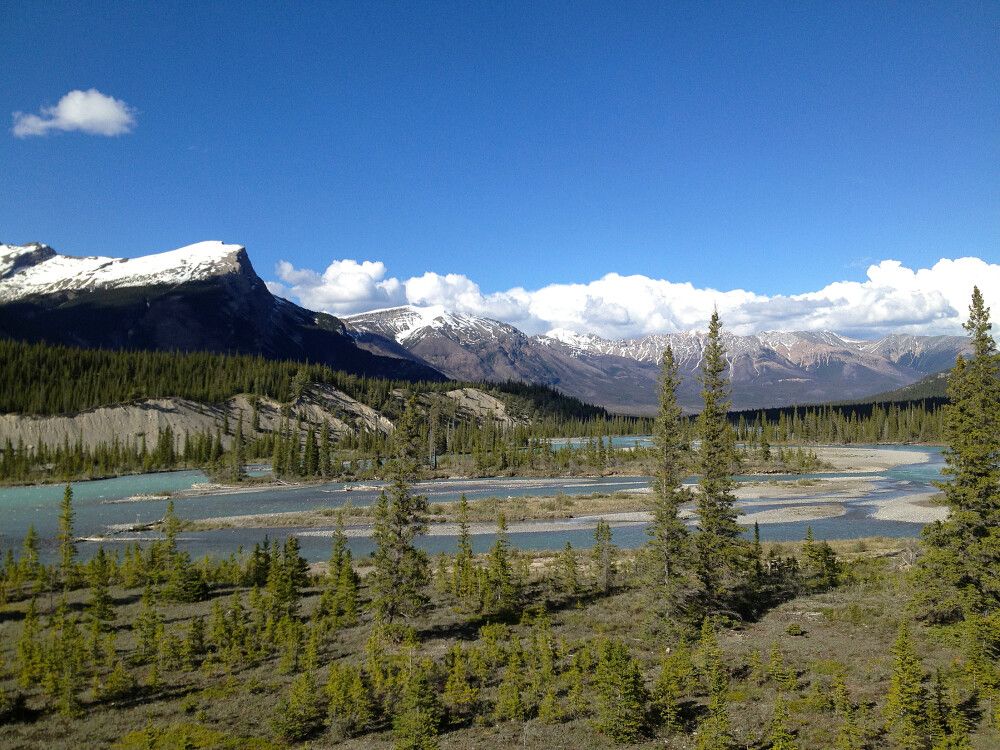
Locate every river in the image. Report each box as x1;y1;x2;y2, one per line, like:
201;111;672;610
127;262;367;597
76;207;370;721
0;445;943;562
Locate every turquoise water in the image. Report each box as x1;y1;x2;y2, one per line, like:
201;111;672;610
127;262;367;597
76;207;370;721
0;445;945;562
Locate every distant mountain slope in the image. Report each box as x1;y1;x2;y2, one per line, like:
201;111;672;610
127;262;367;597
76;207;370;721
864;369;952;402
0;241;443;382
346;305;970;413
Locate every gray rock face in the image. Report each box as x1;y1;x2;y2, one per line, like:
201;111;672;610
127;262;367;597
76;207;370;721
345;306;970;413
0;242;444;383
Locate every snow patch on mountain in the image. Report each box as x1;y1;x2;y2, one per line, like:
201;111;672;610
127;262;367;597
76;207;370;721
344;305;523;346
0;241;246;303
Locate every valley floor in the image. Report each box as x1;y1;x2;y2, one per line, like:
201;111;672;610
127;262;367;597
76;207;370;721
0;538;995;749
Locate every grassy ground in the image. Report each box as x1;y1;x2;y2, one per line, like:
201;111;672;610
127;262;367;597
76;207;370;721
1;537;995;749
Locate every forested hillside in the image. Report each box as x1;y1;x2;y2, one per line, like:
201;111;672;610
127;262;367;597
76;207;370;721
0;339;604;420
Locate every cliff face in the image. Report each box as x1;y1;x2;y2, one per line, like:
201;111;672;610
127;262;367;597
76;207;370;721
0;242;444;383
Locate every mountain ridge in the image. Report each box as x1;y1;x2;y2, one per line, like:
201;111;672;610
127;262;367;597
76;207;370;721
0;242;444;383
344;304;970;413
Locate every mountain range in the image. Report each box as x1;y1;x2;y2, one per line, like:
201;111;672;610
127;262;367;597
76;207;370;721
343;306;969;413
0;241;442;383
0;241;969;413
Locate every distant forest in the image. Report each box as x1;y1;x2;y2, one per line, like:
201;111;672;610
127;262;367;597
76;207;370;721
0;339;605;422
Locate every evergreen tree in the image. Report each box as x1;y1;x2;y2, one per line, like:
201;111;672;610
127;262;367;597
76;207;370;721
393;660;442;750
591;518;616;594
653;642;693;731
327;663;375;738
87;546;115;627
58;484;77;589
694;312;744;609
696;619;733;750
271;671;324;742
371;398;430;623
593;639;650;743
914;287;1000;623
557;541;579;598
647;345;694;618
451;495;476;604
482;512;519;614
442;644;478;722
884;622;929;750
768;695;799;750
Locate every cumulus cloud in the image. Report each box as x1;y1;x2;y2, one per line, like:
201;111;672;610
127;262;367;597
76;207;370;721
270;259;405;314
12;89;136;137
270;255;1000;339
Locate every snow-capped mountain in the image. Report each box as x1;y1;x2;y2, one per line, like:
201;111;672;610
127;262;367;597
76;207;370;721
346;305;970;413
345;305;569;384
0;241;247;303
0;241;970;413
0;241;443;383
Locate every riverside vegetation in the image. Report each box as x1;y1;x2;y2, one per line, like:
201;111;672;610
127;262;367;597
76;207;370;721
0;291;998;748
0;337;942;486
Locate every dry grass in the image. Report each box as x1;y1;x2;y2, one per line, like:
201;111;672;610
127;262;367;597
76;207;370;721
0;538;995;749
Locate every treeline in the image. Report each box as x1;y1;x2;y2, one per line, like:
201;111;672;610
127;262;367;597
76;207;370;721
730;399;947;444
0;427;222;483
0;338;605;422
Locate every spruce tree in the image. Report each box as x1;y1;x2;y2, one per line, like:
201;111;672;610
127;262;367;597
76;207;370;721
647;345;694;617
884;622;928;750
271;671;324;742
451;495;476;605
591;518;616;594
768;694;799;750
558;541;579;598
442;644;478;722
58;484;77;589
694;312;744;609
654;642;694;731
482;512;518;614
914;287;1000;623
87;546;115;627
371;398;430;623
593;639;650;743
494;642;527;722
393;660;442;750
696;619;732;750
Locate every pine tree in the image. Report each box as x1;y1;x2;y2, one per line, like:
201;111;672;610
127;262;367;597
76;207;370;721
442;644;478;722
647;345;693;618
593;639;649;743
654;642;693;731
884;622;929;750
393;660;442;750
768;695;799;750
696;619;732;750
16;598;43;689
87;546;115;627
58;484;77;589
482;512;518;614
451;495;476;604
557;541;579;598
327;663;375;738
537;685;563;724
271;671;324;742
694;311;744;609
591;518;616;594
914;287;1000;623
494;644;526;722
371;398;430;623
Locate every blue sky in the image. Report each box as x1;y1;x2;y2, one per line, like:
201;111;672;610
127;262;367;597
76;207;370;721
2;1;998;336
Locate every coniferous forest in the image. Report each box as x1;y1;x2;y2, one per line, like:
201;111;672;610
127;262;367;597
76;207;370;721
0;290;997;749
0;335;949;485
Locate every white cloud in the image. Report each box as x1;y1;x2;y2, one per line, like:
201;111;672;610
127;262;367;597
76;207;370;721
270;255;1000;339
272;259;405;314
12;89;136;137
